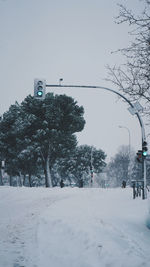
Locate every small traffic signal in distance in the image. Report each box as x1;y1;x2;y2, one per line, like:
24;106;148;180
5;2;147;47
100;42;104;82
34;79;46;99
136;150;142;163
142;141;148;157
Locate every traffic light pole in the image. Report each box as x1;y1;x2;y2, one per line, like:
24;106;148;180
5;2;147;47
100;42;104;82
46;83;147;199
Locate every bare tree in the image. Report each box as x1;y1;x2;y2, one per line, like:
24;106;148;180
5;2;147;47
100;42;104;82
106;146;130;187
106;0;150;110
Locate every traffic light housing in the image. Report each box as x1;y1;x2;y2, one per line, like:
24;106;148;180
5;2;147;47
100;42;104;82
142;141;148;157
34;79;46;99
136;150;142;163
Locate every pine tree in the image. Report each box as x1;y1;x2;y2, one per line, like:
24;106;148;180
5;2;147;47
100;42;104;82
20;93;85;187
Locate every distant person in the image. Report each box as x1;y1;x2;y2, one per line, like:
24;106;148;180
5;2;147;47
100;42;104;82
79;178;83;188
60;179;64;188
122;180;126;188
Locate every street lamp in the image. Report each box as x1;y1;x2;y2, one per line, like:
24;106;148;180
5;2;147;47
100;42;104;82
118;126;131;155
59;78;63;86
119;125;131;184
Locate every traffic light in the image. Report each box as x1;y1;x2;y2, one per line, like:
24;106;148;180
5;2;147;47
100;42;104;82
34;79;46;99
142;141;148;157
136;150;142;163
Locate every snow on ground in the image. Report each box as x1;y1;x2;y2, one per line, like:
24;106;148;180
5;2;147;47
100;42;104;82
0;186;150;267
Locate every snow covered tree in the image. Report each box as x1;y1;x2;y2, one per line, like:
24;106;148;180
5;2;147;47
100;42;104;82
106;146;130;187
20;93;85;187
18;146;42;187
0;93;85;187
57;145;106;186
0;103;23;185
131;158;142;182
146;161;150;185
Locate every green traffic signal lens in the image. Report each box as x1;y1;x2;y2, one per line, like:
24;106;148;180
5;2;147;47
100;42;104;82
37;91;43;97
143;151;147;156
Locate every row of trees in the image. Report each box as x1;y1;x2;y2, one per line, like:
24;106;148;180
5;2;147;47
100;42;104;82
1;92;147;188
0;93;106;187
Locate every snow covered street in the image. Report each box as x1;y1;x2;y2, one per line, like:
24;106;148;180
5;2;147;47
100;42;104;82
0;186;150;267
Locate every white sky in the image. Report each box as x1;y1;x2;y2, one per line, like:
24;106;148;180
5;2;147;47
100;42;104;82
0;0;147;161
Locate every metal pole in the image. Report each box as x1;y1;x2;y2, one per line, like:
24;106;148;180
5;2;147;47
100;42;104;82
118;126;131;155
90;147;93;186
46;83;147;198
143;158;147;199
90;147;93;167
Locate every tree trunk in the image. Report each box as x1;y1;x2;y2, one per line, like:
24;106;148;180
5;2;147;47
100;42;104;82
18;175;22;187
9;175;13;186
28;173;32;187
23;174;26;186
45;154;53;188
0;169;3;186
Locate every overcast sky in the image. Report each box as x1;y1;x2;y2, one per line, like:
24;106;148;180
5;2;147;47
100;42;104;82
0;0;147;161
